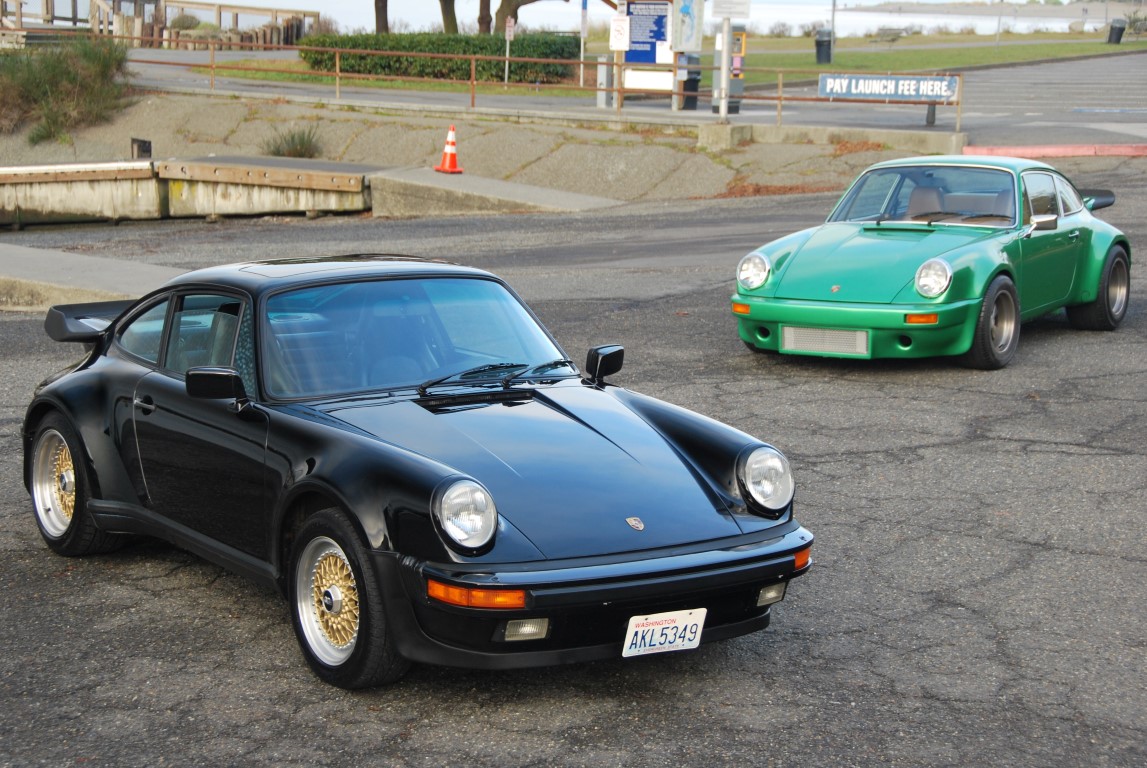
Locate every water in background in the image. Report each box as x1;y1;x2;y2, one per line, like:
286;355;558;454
753;1;1107;37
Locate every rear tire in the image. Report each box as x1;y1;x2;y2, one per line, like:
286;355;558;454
289;508;409;689
962;275;1020;370
30;413;123;556
1066;245;1129;331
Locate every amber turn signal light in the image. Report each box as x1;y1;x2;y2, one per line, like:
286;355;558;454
905;313;939;325
732;303;751;315
793;546;812;571
427;579;526;609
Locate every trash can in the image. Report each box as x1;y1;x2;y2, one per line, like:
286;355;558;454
815;27;833;64
1107;19;1127;44
682;53;701;111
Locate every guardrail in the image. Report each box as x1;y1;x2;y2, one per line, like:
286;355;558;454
5;27;964;129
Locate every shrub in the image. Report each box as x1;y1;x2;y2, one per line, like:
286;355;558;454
298;33;578;84
768;21;791;38
261;124;322;158
0;37;130;144
170;13;201;30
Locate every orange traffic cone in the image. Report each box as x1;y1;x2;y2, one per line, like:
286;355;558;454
433;125;464;174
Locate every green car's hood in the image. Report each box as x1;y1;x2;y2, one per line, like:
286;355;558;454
775;223;1002;303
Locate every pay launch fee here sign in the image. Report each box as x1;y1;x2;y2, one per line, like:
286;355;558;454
818;74;960;103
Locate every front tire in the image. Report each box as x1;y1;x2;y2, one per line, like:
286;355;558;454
1066;245;1129;331
30;413;123;556
962;275;1020;370
289;508;409;689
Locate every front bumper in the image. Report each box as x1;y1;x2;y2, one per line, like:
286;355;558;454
733;294;981;359
375;522;813;670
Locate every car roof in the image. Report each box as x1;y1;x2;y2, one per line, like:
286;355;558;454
162;254;497;296
865;155;1056;175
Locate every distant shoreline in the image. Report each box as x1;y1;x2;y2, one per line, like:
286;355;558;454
858;2;1137;22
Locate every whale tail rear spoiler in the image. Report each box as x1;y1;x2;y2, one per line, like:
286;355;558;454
45;300;135;343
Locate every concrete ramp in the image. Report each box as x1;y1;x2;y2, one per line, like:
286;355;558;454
1;156;620;227
369;167;618;218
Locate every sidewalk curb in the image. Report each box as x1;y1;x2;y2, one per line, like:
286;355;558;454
964;144;1147;158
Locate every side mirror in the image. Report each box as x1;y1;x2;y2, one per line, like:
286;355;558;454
584;345;624;384
187;367;248;406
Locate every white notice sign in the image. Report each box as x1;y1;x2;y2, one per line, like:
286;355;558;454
711;0;751;19
609;15;631;51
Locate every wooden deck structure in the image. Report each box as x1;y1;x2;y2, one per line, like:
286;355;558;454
1;1;318;42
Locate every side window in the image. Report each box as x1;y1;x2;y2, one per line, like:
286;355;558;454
164;294;243;375
117;300;169;364
1023;173;1059;222
1055;176;1084;216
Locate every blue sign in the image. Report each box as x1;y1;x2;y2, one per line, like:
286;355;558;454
626;1;669;65
818;74;960;104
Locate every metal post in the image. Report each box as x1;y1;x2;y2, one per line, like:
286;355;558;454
615;50;623;115
718;17;731;124
776;72;783;127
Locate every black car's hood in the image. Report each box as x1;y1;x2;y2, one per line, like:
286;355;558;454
319;384;742;558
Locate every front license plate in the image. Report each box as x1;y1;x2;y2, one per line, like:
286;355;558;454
622;608;707;658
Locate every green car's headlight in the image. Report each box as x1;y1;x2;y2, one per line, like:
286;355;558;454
915;258;953;298
434;479;497;551
737;253;771;290
740;446;795;513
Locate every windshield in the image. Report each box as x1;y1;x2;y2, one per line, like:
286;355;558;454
262;277;568;399
828;165;1017;228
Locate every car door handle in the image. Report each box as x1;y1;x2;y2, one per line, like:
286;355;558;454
134;395;157;415
1068;230;1081;241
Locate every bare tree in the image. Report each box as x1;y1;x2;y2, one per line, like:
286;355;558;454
495;0;568;33
478;0;492;34
374;0;389;34
439;0;459;34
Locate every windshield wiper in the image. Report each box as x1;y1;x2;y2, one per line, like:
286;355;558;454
500;358;577;387
910;210;960;224
418;362;528;395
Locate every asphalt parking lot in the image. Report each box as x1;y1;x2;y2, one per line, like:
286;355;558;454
1;171;1144;766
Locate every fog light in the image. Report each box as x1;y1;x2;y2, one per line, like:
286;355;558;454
757;582;787;607
504;618;549;642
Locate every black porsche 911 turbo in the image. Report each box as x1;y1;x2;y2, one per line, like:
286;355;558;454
23;255;812;688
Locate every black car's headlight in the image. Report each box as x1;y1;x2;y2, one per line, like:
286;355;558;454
434;479;497;551
737;253;771;290
739;446;795;514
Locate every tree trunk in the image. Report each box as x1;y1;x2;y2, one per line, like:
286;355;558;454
494;0;559;35
439;0;459;34
374;0;389;34
478;0;492;34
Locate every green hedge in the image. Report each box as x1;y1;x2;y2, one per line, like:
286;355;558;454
298;33;578;84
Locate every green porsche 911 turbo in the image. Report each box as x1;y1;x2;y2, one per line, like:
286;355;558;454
732;155;1131;369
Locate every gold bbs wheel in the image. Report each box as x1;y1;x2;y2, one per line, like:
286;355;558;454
32;428;77;539
296;536;360;665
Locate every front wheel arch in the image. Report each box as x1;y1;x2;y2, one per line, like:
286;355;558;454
961;274;1020;370
288;507;410;688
